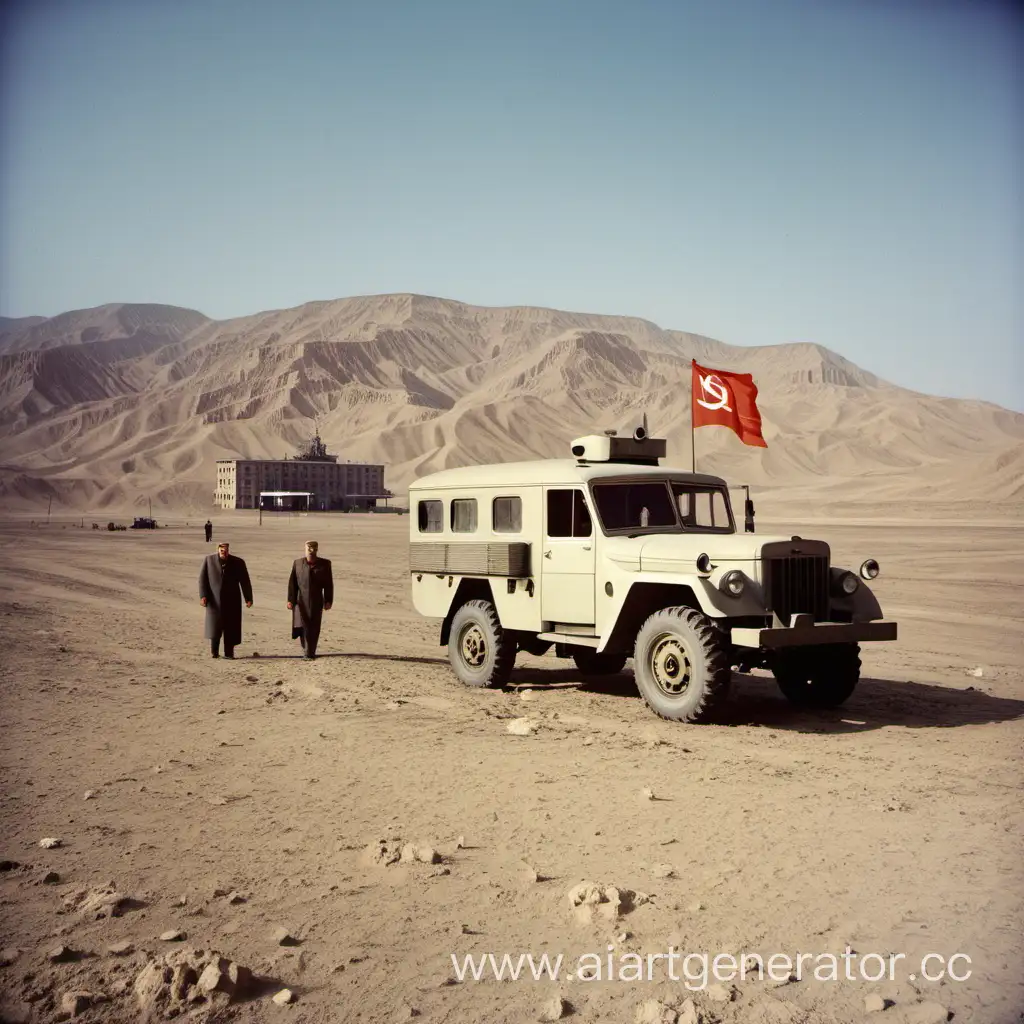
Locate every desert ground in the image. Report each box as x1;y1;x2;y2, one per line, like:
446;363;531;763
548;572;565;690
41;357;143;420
0;509;1022;1024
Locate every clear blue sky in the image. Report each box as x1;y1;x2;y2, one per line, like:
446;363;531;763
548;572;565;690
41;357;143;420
2;0;1021;410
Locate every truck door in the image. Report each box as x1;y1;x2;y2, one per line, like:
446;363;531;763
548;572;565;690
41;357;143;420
541;487;596;625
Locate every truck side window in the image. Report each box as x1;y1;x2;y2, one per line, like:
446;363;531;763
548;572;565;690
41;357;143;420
418;500;443;533
451;498;477;532
547;489;592;538
493;496;522;533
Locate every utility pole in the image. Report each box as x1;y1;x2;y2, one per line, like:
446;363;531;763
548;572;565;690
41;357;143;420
148;497;152;519
47;496;52;525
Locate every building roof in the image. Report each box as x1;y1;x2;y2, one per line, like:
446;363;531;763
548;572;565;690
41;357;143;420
409;459;728;490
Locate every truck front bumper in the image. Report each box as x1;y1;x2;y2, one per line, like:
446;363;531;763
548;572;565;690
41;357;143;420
730;620;897;649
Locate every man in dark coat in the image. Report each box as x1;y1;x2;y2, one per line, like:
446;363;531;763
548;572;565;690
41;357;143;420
287;540;333;659
199;541;253;658
204;520;213;542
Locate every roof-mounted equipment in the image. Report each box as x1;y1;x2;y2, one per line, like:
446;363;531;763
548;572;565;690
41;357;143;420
571;416;666;465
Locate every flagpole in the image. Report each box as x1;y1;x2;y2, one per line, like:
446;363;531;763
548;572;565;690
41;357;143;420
690;359;697;474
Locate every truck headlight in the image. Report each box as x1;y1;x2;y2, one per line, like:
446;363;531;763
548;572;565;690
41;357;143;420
831;570;859;596
719;570;746;597
860;558;879;580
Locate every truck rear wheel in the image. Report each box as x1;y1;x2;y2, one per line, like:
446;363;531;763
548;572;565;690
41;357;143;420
632;606;731;722
771;644;861;707
448;599;516;689
573;649;627;677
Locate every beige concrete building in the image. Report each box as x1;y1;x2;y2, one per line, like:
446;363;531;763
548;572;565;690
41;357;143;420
214;455;389;510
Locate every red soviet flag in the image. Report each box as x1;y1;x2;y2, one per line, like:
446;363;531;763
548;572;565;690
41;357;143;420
691;359;767;448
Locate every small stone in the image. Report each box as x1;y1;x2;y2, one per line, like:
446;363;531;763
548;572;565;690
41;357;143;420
39;837;62;849
400;844;418;864
416;847;440;864
41;871;61;884
176;895;188;906
456;835;466;849
634;999;677;1024
641;788;655;801
519;689;535;701
160;929;185;942
430;866;451;877
226;891;247;904
677;999;699;1024
196;957;252;1000
273;927;299;946
82;791;95;800
0;947;21;966
686;901;704;912
169;963;198;1002
48;945;75;962
507;718;537;736
581;736;594;746
272;988;296;1005
0;860;20;872
60;992;92;1017
651;863;675;879
107;941;134;956
863;994;887;1013
539;994;569;1021
706;982;733;1002
245;675;259;683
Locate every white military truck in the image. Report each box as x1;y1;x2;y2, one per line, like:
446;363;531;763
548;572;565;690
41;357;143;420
408;428;897;722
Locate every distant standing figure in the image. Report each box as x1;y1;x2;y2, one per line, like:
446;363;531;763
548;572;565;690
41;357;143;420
198;541;253;659
204;520;213;542
287;540;333;660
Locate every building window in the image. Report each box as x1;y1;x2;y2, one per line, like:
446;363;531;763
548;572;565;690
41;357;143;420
451;499;477;533
492;496;522;533
546;489;592;538
418;500;443;533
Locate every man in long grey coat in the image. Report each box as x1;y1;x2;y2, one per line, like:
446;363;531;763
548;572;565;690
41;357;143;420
287;540;333;659
199;541;254;658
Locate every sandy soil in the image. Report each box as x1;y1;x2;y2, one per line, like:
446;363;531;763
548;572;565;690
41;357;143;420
0;512;1021;1024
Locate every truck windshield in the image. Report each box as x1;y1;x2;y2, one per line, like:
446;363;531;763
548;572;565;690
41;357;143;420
671;483;734;532
591;480;735;534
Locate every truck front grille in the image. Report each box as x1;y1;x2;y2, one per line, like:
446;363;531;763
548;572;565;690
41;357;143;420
762;552;829;623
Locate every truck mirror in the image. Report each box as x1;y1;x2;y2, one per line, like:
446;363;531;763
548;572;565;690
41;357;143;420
744;497;755;533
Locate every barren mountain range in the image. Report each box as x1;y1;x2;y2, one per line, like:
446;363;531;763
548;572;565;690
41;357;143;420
0;294;1021;513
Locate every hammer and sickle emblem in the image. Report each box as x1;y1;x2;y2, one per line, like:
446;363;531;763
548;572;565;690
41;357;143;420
697;373;732;412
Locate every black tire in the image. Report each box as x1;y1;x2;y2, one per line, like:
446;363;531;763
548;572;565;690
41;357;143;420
448;599;516;689
573;649;628;677
632;606;731;722
771;644;861;708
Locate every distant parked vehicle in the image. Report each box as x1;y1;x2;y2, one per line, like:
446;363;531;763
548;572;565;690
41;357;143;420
131;517;158;529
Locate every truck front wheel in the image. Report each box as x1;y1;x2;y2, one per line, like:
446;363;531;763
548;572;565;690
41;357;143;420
448;600;516;689
633;606;731;722
771;644;861;708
